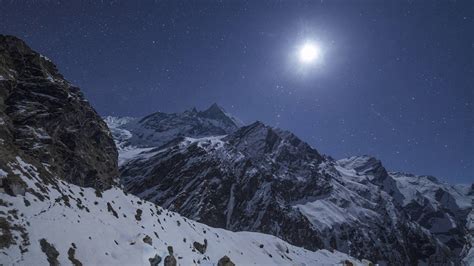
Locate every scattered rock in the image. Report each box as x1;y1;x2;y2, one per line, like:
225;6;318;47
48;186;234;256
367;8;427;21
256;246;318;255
193;239;207;254
342;260;354;266
2;175;26;196
39;238;59;266
106;202;118;218
68;246;83;266
143;235;152;246
218;255;235;266
164;246;177;266
149;254;162;266
135;209;142;221
164;255;177;266
0;217;14;248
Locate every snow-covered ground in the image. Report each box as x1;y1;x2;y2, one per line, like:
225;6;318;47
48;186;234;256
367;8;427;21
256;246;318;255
0;155;363;265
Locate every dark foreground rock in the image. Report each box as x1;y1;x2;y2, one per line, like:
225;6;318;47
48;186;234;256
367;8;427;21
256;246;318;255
0;35;118;191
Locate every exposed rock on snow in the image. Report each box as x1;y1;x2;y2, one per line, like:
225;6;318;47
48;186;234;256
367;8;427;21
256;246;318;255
0;156;362;265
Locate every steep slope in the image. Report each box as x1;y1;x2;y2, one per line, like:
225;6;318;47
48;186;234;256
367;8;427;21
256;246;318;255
119;121;461;264
372;166;473;256
339;155;473;258
0;156;360;265
461;207;474;264
0;35;118;191
121;122;330;253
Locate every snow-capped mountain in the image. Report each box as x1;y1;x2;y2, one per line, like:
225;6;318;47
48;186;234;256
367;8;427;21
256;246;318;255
374;168;472;255
115;114;473;264
0;35;363;265
112;103;243;149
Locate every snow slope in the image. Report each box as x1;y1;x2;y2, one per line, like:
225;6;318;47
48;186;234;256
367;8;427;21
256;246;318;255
0;155;362;266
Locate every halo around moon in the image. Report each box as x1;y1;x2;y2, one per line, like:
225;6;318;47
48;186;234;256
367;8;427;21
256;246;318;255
298;42;321;64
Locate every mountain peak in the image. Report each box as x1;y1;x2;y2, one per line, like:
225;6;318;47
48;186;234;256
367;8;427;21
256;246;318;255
337;155;388;180
0;34;62;82
198;103;244;127
199;103;227;118
207;102;224;111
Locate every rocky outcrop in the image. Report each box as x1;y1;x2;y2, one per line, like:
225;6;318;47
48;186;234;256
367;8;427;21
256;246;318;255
39;239;59;266
193;239;207;254
0;35;118;190
148;254;162;266
164;246;177;266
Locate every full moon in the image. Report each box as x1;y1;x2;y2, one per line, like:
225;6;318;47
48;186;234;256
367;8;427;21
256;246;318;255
298;42;321;64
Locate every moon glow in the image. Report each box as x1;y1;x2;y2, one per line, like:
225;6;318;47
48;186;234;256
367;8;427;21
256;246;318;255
298;42;321;64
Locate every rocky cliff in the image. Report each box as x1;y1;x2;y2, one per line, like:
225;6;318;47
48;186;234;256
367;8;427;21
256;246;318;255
0;35;118;191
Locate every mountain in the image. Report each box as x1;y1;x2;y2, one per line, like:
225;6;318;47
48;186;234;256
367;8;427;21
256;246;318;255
0;35;362;265
0;35;118;191
374;169;472;255
114;103;243;149
117;115;473;264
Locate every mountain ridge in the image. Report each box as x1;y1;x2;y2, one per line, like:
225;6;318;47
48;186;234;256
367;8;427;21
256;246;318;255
113;106;473;265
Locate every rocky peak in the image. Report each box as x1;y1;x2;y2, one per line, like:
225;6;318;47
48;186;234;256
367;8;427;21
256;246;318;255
337;155;388;180
225;121;322;163
0;34;118;190
200;103;226;116
0;35;61;83
198;103;243;128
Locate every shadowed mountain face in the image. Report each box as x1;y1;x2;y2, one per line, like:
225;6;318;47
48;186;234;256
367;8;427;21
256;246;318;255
114;113;473;265
0;35;118;190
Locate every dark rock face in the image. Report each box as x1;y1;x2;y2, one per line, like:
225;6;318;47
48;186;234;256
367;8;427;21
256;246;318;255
121;122;328;252
0;35;118;190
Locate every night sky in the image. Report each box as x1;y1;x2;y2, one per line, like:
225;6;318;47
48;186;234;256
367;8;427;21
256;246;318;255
1;1;473;183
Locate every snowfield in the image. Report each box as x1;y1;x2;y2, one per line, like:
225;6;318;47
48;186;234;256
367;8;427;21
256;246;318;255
0;155;363;266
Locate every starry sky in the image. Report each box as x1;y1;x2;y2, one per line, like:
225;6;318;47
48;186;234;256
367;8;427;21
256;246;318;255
1;1;473;183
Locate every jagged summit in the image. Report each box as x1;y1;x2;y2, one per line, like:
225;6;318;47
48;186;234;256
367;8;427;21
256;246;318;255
225;121;322;163
198;103;245;128
106;103;244;149
0;35;60;82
